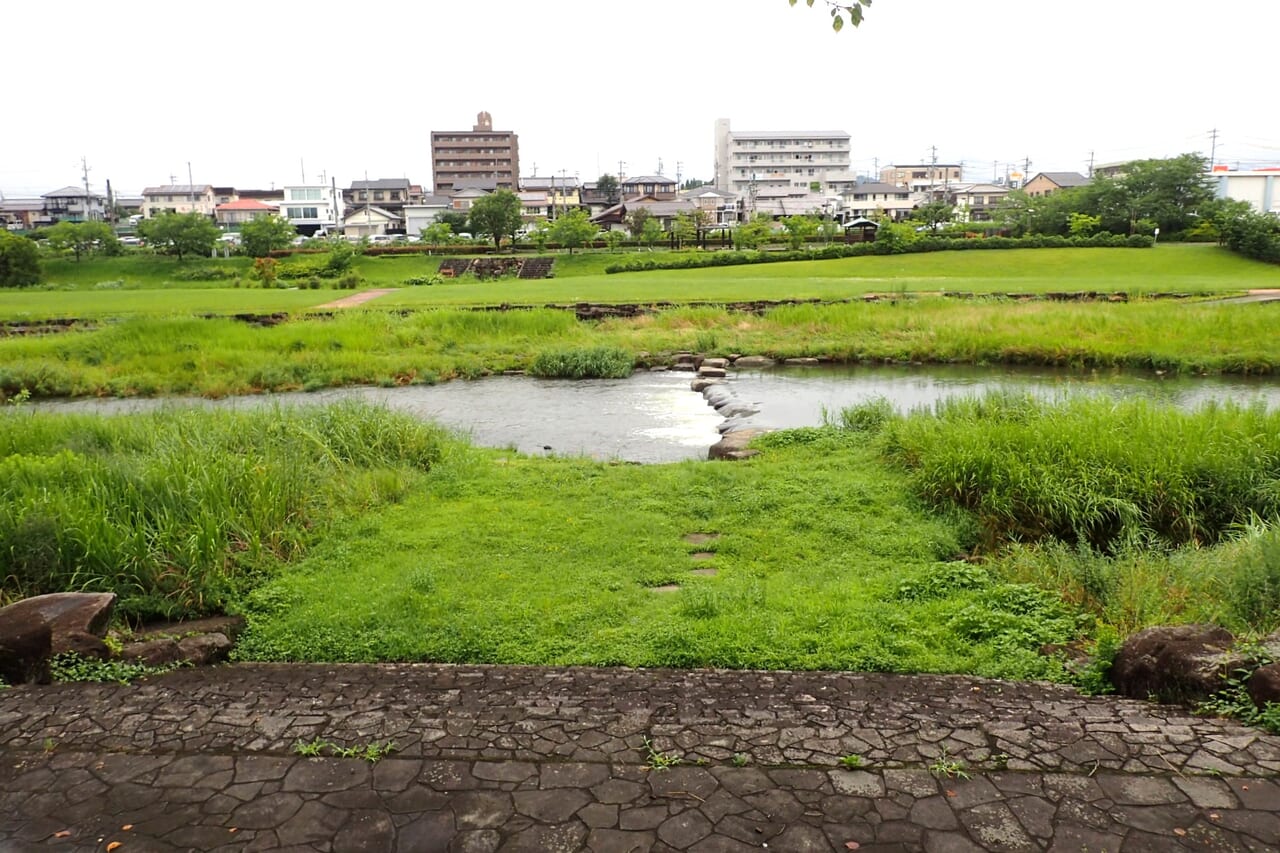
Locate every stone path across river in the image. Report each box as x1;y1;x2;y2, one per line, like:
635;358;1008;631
2;664;1279;851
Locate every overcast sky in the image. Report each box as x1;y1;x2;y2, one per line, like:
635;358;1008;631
4;0;1277;197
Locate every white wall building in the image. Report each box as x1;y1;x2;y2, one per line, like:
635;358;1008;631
141;185;217;218
714;118;858;199
280;184;344;235
1213;169;1280;215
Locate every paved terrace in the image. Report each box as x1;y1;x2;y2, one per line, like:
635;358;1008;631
1;664;1278;851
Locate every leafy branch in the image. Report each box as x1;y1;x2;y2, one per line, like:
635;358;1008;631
789;0;873;32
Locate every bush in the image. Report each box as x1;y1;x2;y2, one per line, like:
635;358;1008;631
172;266;239;281
337;273;361;289
0;231;41;288
528;346;634;379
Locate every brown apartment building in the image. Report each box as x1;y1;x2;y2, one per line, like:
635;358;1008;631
430;111;520;194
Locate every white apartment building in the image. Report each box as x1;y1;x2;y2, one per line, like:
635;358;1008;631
714;118;858;198
280;184;344;236
141;185;217;218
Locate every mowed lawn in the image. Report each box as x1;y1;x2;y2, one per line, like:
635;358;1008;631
1;244;1273;320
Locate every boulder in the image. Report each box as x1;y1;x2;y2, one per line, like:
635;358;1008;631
690;378;719;392
709;429;769;461
783;357;820;366
1248;663;1280;709
733;355;775;368
177;633;233;665
697;366;727;379
0;620;52;685
0;593;117;682
700;357;730;370
1111;624;1238;704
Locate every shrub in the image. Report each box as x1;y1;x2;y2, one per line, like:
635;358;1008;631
0;232;41;287
337;273;361;290
528;346;634;379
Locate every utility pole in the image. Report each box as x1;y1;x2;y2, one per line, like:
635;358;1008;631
1088;151;1095;178
618;160;625;184
80;156;93;219
992;160;998;182
676;161;683;189
106;179;114;224
187;162;194;187
657;157;664;176
1208;128;1219;169
1023;156;1032;182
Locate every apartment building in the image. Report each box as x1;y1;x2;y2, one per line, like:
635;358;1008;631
714;118;857;197
430;111;520;194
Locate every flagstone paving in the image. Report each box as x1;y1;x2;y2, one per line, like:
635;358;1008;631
2;664;1278;851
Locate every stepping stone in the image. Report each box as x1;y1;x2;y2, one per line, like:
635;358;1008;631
690;552;715;561
650;584;681;593
682;533;720;545
690;569;718;577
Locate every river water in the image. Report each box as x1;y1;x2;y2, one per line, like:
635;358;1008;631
28;365;1280;464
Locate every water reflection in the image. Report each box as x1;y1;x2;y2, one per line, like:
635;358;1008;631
26;365;1280;464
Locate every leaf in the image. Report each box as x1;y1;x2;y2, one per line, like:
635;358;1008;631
845;843;861;850
832;13;844;31
107;844;122;852
53;831;71;839
121;825;134;831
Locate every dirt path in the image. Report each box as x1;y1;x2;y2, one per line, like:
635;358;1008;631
315;288;398;309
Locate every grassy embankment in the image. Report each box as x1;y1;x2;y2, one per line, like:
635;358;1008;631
1;297;1277;399
3;244;1274;319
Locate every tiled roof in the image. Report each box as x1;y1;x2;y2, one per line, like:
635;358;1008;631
142;185;213;195
1035;172;1091;188
42;186;93;198
348;179;412;191
216;199;279;211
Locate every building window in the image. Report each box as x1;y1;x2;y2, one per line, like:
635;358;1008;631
373;192;384;201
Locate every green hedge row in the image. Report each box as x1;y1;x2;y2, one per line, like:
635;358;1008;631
604;233;1155;274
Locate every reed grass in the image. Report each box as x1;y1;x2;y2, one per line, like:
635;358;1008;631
0;403;451;621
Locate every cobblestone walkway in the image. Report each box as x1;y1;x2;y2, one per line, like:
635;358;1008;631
2;664;1278;851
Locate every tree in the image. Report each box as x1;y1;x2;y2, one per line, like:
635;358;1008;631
781;214;820;249
1067;212;1102;237
548;209;599;254
639;217;665;250
790;0;872;32
43;220;118;262
733;214;775;250
438;211;469;234
910;201;955;233
602;229;625;253
596;174;620;204
681;178;707;190
138;212;220;260
626;207;653;239
467;189;523;249
239;215;296;257
0;232;41;288
419;221;455;245
672;212;698;248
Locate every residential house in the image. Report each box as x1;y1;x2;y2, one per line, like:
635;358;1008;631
280;184;344;236
403;195;452;236
142;184;217;218
448;186;492;213
621;175;677;200
212;187;239;206
0;199;46;230
879;164;964;195
715;118;858;196
949;183;1010;222
1023;172;1090;198
342;206;401;238
40;186;107;222
748;188;839;220
214;199;280;230
518;191;551;221
1212;168;1280;215
430;111;520;194
579;181;620;217
679;186;740;227
519;176;581;218
341;179;419;217
840;182;915;221
591;197;700;233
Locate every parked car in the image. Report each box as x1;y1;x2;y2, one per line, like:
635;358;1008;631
118;236;142;247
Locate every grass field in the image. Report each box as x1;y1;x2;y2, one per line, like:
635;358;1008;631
2;244;1273;320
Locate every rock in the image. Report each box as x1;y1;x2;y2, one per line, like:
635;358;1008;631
733;355;775;368
0;620;52;684
690;378;719;392
700;357;729;370
0;593;117;681
120;639;185;667
697;366;727;378
1111;624;1238;704
671;352;696;365
709;429;769;461
783;357;820;365
1247;663;1280;709
178;633;233;665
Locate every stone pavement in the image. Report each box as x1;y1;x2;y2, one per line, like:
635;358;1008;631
1;664;1278;852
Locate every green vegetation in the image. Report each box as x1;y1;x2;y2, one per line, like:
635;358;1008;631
48;652;180;684
292;737;398;762
5;293;1280;400
0;232;41;288
839;395;1280;637
0;404;450;620
528;346;634;379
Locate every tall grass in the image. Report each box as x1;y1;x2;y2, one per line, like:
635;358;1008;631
871;394;1280;551
841;393;1280;634
0;403;450;621
528;346;634;379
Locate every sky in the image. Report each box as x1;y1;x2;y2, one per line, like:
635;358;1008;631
4;0;1278;198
